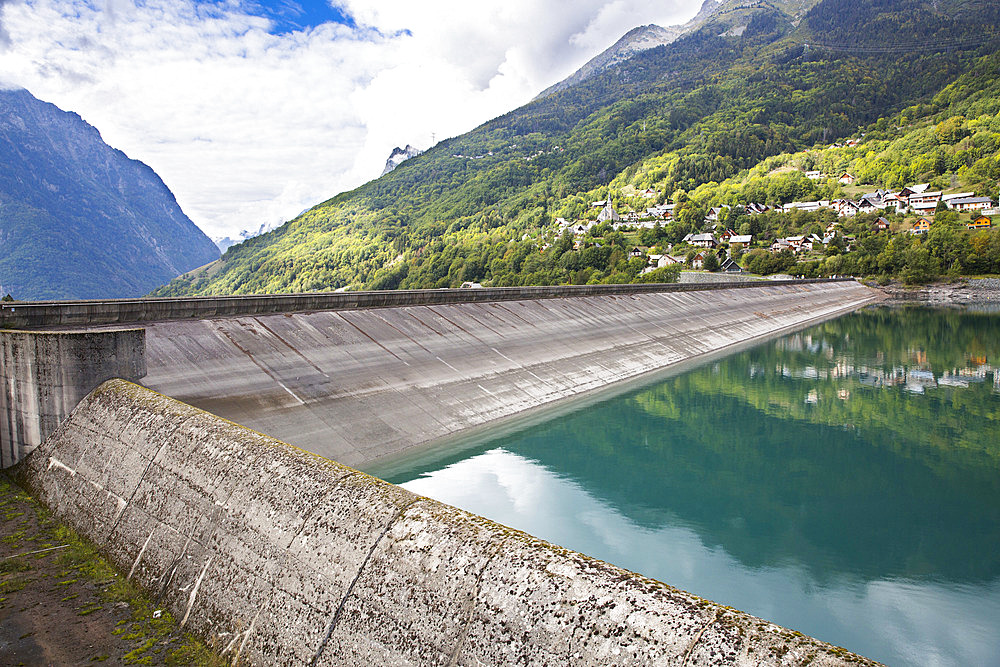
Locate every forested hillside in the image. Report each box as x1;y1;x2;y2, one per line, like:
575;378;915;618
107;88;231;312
154;0;1000;296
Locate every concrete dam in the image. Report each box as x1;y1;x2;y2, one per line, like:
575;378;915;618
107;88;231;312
2;280;883;665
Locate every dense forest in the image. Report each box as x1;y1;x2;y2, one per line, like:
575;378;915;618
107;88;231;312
153;0;1000;296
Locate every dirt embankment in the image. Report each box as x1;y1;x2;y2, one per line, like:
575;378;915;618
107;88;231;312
877;278;1000;309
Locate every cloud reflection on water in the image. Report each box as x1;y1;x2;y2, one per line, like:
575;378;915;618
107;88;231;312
401;447;1000;667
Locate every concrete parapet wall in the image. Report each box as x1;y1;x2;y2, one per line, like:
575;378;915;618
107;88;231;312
0;279;851;329
16;379;878;666
142;281;880;469
0;328;145;467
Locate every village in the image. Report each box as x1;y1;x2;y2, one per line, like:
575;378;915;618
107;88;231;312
550;171;999;276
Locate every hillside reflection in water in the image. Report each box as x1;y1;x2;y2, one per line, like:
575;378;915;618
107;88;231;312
371;307;1000;667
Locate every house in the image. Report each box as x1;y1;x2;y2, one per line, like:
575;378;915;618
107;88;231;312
691;252;706;269
645;204;674;219
805;170;823;180
857;198;878;213
688;233;718;248
900;183;930;196
628;247;644;258
948;196;994;212
590;200;608;208
882;192;903;212
705;206;730;223
784;235;811;252
717;229;735;243
967;216;993;230
838;173;855;185
640;188;661;199
833;199;860;217
857;194;885;213
745;203;771;215
909;191;942;207
783;200;830;213
897;184;929;208
874;217;891;231
910;218;930;234
942;192;974;204
719;257;743;273
770;238;792;252
729;234;753;249
649;254;683;269
597;202;620;222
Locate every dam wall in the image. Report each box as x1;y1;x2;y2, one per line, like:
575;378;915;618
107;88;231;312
0;328;145;467
140;280;879;469
0;278;848;329
15;379;877;666
0;281;877;470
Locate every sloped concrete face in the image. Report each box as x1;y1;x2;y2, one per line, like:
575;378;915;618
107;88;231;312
17;380;880;666
141;281;879;469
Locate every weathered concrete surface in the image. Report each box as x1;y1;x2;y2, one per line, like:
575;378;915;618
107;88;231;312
0;328;145;467
140;281;879;469
16;379;880;666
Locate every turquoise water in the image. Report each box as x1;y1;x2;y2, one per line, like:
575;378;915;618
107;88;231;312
366;307;1000;666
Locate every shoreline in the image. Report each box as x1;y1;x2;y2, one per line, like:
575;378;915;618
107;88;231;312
876;277;1000;310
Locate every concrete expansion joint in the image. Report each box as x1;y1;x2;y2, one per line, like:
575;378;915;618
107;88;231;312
283;470;359;551
681;609;718;667
156;531;196;602
308;496;426;667
444;537;504;667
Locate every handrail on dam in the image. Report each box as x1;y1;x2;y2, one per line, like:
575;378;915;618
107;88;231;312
0;278;855;329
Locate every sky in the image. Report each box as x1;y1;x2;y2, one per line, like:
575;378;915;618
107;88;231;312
0;0;701;241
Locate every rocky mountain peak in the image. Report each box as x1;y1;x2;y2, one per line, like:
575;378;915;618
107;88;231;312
381;144;423;176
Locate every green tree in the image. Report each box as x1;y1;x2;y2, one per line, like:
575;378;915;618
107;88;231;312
703;251;721;272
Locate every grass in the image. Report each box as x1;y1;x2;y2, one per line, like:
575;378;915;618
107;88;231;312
0;475;228;666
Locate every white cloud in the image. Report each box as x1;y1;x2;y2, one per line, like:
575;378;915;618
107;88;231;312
0;0;699;240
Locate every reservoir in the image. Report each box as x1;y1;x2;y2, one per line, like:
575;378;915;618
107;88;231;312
366;306;1000;667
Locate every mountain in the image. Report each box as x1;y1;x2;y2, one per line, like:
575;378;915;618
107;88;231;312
152;0;1000;296
381;144;423;176
538;0;824;99
536;25;681;99
0;89;219;300
213;220;285;253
